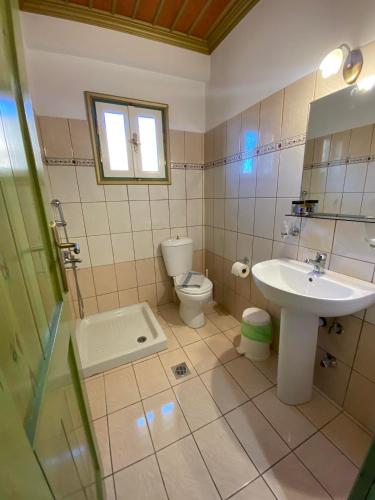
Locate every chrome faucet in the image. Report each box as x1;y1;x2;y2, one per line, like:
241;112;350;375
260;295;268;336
304;252;327;274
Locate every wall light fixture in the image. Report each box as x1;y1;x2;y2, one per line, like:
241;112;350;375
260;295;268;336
320;43;363;84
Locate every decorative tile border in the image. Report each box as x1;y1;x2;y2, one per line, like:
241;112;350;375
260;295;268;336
204;133;306;169
303;153;375;170
43;157;204;170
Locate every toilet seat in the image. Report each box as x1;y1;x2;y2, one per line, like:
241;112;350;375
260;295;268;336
175;273;213;295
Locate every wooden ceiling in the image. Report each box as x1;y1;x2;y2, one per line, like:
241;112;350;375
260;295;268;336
20;0;260;54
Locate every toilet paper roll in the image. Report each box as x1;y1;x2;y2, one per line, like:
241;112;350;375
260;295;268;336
231;261;250;278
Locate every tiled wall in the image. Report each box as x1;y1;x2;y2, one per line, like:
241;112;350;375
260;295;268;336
302;123;375;215
37;116;205;316
203;39;375;432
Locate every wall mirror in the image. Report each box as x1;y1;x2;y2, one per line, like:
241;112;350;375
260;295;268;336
85;91;170;185
301;83;375;218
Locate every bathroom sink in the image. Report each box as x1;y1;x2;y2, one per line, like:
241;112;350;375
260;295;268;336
251;258;375;405
252;258;375;317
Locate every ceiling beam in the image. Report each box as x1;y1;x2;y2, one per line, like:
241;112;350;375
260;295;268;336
207;0;260;51
187;0;212;35
205;0;237;39
170;0;188;31
20;0;210;53
152;0;165;25
132;0;140;18
111;0;117;14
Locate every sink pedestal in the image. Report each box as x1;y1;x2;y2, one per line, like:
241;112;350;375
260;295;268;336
277;308;319;405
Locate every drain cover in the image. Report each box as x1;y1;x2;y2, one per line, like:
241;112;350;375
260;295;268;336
171;362;190;379
137;336;147;343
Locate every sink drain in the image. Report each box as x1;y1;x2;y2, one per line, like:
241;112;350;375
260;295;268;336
171;362;191;379
137;336;147;343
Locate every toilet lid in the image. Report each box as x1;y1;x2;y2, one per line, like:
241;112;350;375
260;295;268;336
175;273;213;295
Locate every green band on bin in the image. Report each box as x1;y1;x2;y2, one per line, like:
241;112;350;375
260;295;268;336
241;321;272;343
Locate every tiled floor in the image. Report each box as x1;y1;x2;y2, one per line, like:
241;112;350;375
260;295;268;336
84;303;372;500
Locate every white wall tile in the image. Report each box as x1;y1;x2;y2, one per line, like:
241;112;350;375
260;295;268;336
213;199;225;228
225;162;240;198
187;199;203;226
130;201;151;231
168;170;186;199
224;199;238;231
82;202;109;235
171;226;187;239
152;228;171;256
169;200;187;227
254;198;276;239
324;193;342;213
133;231;154;260
62;202;85;237
340;193;362;215
237;233;253;261
272;241;298;259
204;198;214;226
214;165;225;198
333;221;375;263
310;167;327;193
76;167;105;202
239;157;257;198
48;165;80;202
237;198;255;235
326;165;346;193
104;185;128;201
75;236;91;268
87;235;113;266
273;198;300;244
214;228;225;257
224;230;237;261
150;200;170;229
344;163;367;192
361;193;375;215
277;146;304;197
365;162;375;192
107;201;131;233
149;184;168;200
300;219;335;253
188;226;203;251
111;232;134;262
186;170;203;199
329;254;374;281
128;185;149;200
256;152;279;197
252;237;273;265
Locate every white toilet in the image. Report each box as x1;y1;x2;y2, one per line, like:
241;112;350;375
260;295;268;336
161;237;213;328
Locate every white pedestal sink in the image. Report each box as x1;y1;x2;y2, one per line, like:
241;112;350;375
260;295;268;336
252;258;375;405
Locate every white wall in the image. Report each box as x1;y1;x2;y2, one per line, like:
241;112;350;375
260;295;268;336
21;13;209;131
207;0;375;129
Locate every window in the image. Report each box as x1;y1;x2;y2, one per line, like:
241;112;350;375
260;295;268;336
85;92;170;184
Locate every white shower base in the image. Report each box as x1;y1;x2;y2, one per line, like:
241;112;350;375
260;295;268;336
76;302;167;377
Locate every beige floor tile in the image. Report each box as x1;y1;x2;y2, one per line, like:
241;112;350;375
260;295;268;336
196;318;220;338
205;333;239;363
157;436;220;500
225;357;273;398
194;417;258;499
85;375;106;420
252;351;278;384
133;357;170;398
114;454;167;500
263;453;331;500
104;365;140;414
171;324;200;346
183;341;220;374
253;388;316;448
93;417;112;477
174;377;221;431
104;476;116;500
230;477;274;499
142;389;190;450
226;401;289;473
159;348;197;385
224;326;241;346
200;366;248;413
297;389;340;428
296;432;358;500
322;413;372;467
108;403;154;471
207;310;240;331
163;327;180;352
158;304;183;326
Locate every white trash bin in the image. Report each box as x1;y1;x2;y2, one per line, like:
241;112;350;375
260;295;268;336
237;307;272;361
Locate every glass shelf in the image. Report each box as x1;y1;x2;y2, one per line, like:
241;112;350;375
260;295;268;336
285;212;375;223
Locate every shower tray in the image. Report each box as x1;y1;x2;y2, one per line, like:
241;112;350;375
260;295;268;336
76;302;168;377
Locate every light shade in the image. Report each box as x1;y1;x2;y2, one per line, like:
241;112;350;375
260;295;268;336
319;48;344;79
356;75;375;92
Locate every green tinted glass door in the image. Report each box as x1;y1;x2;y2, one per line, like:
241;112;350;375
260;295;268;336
0;1;102;498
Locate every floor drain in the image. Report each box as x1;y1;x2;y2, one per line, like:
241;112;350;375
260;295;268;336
171;362;190;379
137;336;147;343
